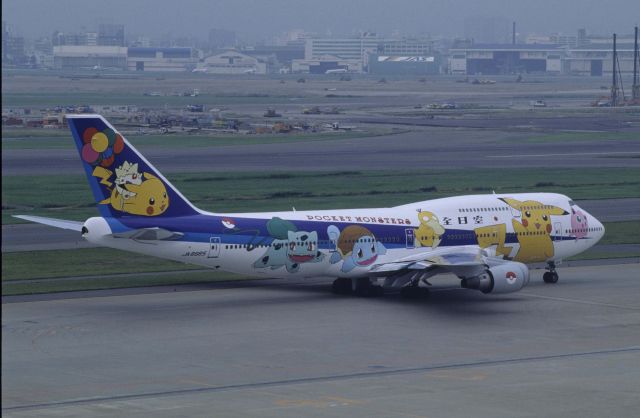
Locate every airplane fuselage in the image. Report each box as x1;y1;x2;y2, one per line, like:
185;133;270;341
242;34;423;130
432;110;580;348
83;192;604;280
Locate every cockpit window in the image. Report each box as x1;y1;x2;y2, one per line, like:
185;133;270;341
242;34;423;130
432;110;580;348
568;200;575;205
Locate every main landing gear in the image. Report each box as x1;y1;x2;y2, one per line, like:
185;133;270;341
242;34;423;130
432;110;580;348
331;277;430;298
331;278;352;295
331;277;383;297
543;262;559;284
400;285;430;299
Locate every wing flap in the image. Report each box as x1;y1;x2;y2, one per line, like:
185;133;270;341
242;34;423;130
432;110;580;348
112;227;183;241
370;245;488;278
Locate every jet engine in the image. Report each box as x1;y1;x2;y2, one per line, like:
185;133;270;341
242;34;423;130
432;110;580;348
460;261;529;294
81;217;112;244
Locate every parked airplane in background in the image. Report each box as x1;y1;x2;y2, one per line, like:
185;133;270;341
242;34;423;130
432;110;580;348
17;115;605;297
325;68;348;74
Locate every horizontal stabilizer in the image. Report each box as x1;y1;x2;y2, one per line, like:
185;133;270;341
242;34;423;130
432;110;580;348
112;227;183;241
13;215;83;231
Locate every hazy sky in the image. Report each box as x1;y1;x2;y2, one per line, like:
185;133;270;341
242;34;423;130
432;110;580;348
3;0;639;41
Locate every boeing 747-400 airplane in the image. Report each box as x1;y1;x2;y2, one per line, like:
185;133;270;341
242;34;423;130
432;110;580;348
16;115;605;297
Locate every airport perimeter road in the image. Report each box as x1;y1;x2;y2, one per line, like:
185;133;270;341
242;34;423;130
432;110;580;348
3;264;640;417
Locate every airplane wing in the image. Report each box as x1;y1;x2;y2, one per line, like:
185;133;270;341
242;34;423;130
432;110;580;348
13;215;83;231
369;246;530;294
369;245;490;279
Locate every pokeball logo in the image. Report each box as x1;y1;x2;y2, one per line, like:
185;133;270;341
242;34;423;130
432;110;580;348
221;218;236;229
505;271;517;285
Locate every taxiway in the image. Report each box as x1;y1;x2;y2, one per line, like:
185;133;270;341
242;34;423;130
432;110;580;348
3;264;639;417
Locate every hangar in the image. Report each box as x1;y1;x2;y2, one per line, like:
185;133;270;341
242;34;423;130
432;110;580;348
449;40;638;77
127;47;196;72
368;54;439;75
53;45;127;70
565;44;637;76
291;54;361;74
449;44;564;75
202;50;267;74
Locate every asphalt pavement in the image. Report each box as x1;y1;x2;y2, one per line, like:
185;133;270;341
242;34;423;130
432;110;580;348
3;264;640;417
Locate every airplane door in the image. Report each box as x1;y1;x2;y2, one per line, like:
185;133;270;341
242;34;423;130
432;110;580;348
405;229;415;248
509;205;521;218
208;237;221;258
553;222;562;242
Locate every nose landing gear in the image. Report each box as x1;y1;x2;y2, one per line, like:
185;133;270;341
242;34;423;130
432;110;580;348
543;262;559;284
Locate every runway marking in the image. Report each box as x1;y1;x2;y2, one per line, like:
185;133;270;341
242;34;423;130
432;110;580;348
520;292;640;310
4;346;639;412
274;396;364;408
426;370;487;381
487;151;639;158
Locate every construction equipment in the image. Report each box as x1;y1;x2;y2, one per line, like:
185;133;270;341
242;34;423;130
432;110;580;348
302;106;321;115
272;122;292;133
632;26;639;103
263;108;282;118
611;33;620;106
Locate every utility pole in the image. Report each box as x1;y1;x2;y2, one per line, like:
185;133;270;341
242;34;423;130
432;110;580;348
611;33;618;107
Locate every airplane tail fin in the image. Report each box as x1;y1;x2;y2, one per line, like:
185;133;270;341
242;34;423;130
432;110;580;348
66;114;200;218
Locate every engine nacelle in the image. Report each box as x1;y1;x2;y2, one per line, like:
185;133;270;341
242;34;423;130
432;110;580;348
461;261;529;294
81;217;112;245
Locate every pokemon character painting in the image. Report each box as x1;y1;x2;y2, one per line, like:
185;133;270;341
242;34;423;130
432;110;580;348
16;115;605;297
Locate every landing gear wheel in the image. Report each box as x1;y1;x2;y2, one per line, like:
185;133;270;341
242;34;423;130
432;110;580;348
543;272;559;284
400;286;430;299
331;278;352;295
369;285;384;297
543;262;559;284
352;277;370;297
353;277;383;297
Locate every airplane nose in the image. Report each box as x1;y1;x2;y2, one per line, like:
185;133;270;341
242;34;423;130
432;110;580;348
594;217;605;243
